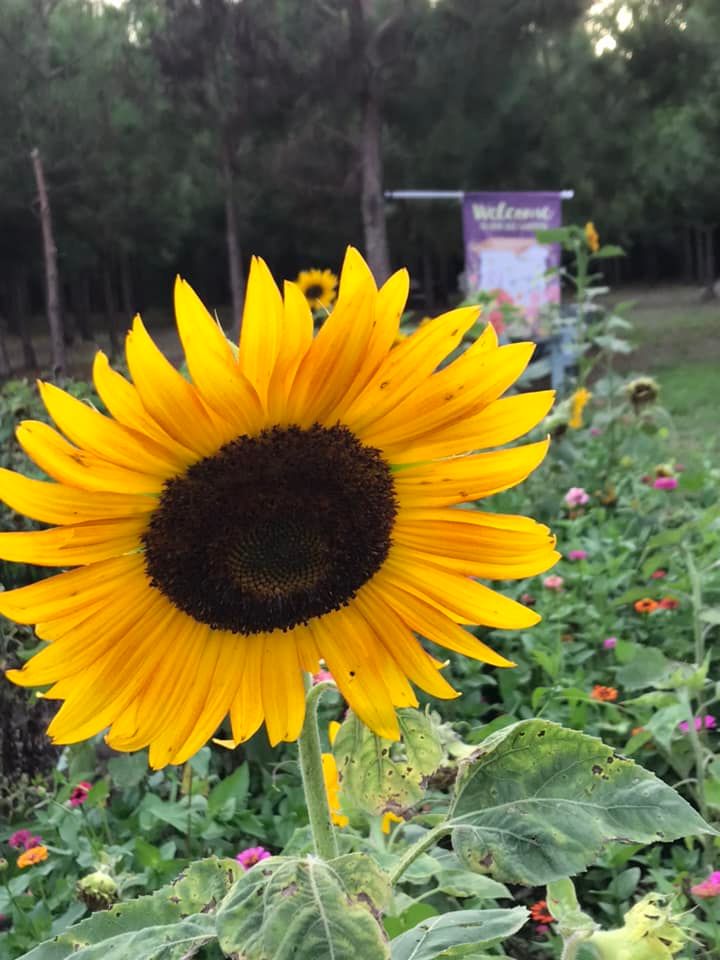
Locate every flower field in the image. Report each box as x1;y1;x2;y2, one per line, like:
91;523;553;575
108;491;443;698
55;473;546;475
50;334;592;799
0;238;719;960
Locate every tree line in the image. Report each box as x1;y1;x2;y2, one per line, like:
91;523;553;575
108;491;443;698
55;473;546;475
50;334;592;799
1;0;719;376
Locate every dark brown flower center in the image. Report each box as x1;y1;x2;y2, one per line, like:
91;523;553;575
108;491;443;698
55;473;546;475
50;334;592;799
304;283;325;301
142;424;396;634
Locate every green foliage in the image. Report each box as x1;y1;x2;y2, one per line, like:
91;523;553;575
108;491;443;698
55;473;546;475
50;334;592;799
448;719;714;884
216;854;392;959
333;709;444;818
19;858;239;959
389;908;528;960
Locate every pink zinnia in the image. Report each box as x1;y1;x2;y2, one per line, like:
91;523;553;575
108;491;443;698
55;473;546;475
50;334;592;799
69;781;92;807
678;715;716;734
8;829;42;850
650;569;667;580
543;575;564;591
691;871;720;898
653;476;678;491
602;636;617;650
589;427;602;437
235;846;271;870
564;487;589;507
567;549;588;561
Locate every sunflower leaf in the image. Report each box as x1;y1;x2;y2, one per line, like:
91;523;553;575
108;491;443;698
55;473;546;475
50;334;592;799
18;857;239;959
389;907;528;960
216;854;391;959
448;719;716;885
334;709;444;817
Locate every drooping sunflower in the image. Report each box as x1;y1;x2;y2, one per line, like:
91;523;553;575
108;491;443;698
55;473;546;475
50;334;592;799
1;249;558;768
295;267;338;310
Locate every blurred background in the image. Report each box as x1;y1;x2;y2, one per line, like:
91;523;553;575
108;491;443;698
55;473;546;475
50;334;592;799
0;0;719;379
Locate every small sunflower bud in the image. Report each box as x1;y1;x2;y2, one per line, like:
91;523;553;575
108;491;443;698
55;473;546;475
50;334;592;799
625;376;660;412
76;870;119;912
0;858;8;872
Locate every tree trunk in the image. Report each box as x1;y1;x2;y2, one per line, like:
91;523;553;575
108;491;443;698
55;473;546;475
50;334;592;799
30;147;65;379
103;264;119;358
359;74;391;284
10;271;38;371
681;225;694;283
221;142;244;340
351;0;391;284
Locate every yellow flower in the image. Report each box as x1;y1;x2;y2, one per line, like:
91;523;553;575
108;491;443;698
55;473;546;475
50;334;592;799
295;268;338;311
568;387;591;429
588;894;690;959
1;248;557;768
381;811;404;834
584;221;600;253
321;721;349;828
17;845;48;868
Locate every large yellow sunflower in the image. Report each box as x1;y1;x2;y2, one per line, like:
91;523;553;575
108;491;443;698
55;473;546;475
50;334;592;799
295;267;338;310
0;249;557;769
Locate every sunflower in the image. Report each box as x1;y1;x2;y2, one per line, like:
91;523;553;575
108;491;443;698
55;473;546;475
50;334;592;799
1;249;557;768
568;386;591;429
584;221;600;253
295;268;338;310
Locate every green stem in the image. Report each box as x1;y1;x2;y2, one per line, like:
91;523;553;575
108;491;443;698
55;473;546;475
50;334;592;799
561;932;587;960
388;824;450;887
297;676;339;861
685;545;705;667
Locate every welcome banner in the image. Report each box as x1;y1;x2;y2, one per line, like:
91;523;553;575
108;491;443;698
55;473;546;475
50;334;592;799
462;191;564;328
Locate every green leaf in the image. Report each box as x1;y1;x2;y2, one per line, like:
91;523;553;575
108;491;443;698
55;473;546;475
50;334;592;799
700;608;720;626
217;854;391;959
615;647;670;690
593;244;625;258
334;709;443;817
19;858;239;959
447;720;715;885
389;908;527;960
207;763;249;819
435;870;510;900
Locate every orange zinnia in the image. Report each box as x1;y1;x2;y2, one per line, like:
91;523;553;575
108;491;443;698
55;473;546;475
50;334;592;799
634;598;659;614
591;685;618;702
17;845;48;868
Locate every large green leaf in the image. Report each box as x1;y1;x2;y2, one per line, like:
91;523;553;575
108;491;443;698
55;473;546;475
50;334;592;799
448;720;715;884
19;858;239;960
216;854;391;959
334;709;443;817
389;908;527;960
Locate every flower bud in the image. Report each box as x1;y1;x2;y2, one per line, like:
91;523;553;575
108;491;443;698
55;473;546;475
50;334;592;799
76;870;119;912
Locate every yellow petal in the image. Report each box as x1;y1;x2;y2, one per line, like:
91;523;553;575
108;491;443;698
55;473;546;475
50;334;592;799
382;549;540;630
0;516;146;566
0;553;146;623
394;439;550;507
343;306;479;435
37;381;185;477
125;315;233;456
0;468;157;524
385;390;555;462
16;421;164;494
174;277;265;434
230;633;265;744
266;281;315;421
261;632;306;746
238;257;284;407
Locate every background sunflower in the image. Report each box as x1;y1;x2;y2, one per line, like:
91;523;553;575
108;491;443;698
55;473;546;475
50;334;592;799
295;267;338;310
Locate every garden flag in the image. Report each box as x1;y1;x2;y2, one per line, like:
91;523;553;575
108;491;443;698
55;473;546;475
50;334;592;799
462;191;564;329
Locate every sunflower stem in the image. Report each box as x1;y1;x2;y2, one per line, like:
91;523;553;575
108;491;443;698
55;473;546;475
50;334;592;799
298;675;339;861
388;824;451;887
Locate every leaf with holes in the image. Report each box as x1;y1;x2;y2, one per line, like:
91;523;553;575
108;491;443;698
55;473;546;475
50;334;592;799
20;857;239;959
448;720;715;885
334;709;443;817
389;908;527;960
216;854;391;959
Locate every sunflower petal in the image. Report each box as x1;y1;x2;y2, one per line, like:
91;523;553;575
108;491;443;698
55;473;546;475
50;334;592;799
238;257;284;406
0;516;146;566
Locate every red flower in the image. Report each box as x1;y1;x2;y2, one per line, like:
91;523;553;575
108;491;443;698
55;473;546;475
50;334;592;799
529;900;555;924
591;685;618;702
650;569;667;580
659;596;679;610
69;781;92;807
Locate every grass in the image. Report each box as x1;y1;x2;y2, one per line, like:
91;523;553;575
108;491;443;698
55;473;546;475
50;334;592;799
615;288;720;457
